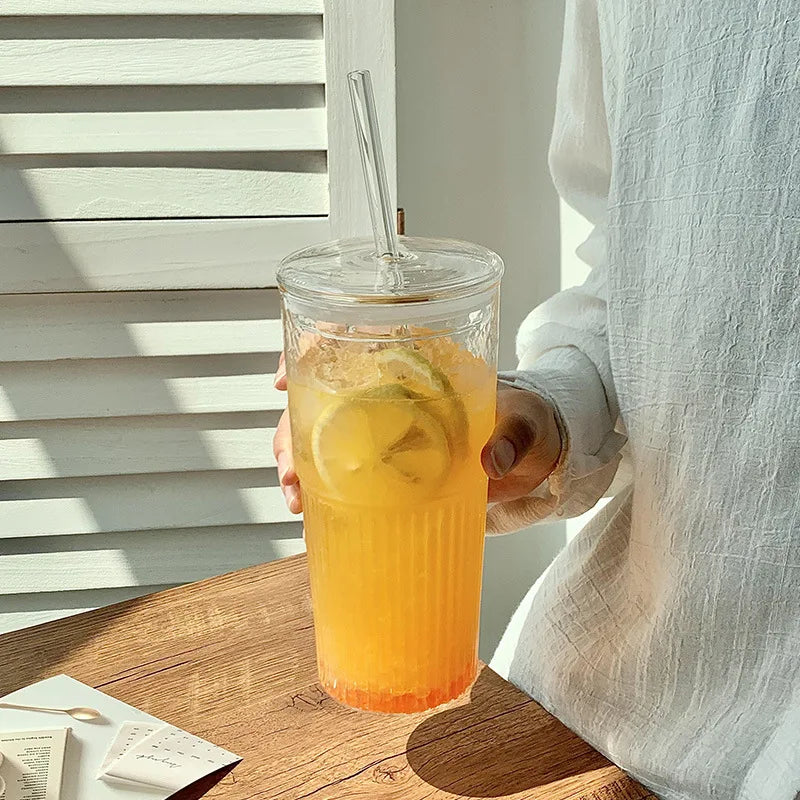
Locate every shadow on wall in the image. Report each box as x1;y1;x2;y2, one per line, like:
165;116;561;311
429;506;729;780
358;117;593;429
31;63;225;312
396;0;567;659
0;136;299;670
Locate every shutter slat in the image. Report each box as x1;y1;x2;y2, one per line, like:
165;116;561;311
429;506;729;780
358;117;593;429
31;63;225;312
0;423;277;480
0;472;295;538
0;320;283;361
2;1;323;12
0;161;327;220
0;585;177;635
0;288;280;323
0;218;329;293
0;109;326;155
0;526;304;593
0;359;285;422
0;39;325;87
0;289;284;360
0;85;325;115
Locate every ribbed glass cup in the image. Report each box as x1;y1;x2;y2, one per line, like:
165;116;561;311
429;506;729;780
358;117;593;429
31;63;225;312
278;236;502;713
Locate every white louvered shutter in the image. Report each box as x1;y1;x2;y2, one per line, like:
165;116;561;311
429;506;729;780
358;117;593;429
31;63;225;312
0;0;396;632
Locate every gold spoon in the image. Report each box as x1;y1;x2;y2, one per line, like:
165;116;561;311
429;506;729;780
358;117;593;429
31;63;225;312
0;701;102;721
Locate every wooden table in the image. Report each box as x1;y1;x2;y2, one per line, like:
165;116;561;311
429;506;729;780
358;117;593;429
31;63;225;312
0;555;653;800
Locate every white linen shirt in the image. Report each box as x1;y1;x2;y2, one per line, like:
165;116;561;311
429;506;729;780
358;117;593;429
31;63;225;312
488;1;800;798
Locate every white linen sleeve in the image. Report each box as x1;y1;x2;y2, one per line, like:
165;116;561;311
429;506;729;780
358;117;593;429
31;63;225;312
486;0;628;535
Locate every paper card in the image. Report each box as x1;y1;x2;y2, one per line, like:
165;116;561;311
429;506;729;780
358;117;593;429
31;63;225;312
100;725;240;793
0;676;241;800
0;728;68;800
97;722;164;777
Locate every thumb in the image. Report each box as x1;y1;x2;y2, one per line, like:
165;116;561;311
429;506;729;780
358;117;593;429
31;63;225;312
481;412;540;480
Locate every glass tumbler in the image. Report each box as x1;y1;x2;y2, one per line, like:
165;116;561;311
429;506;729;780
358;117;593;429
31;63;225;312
278;235;503;713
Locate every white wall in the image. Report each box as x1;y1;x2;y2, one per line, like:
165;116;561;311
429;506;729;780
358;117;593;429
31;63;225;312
396;0;566;659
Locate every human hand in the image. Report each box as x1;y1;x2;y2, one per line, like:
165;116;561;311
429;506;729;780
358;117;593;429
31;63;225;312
481;383;562;503
273;353;302;514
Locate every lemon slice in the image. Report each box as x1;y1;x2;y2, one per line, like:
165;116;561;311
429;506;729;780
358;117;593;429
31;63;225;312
311;388;451;504
375;348;469;458
375;347;452;394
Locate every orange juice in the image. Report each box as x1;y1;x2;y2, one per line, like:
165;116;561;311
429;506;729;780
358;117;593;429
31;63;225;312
288;338;495;712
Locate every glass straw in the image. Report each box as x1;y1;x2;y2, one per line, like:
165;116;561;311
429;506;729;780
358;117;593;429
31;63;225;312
347;69;400;259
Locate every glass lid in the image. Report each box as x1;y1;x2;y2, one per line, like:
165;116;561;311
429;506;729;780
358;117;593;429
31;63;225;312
277;235;504;305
